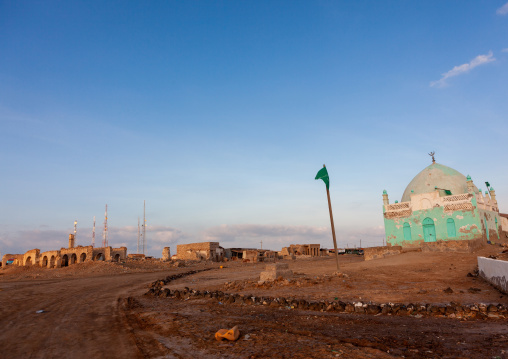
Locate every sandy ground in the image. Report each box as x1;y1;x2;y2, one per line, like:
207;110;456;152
1;244;507;358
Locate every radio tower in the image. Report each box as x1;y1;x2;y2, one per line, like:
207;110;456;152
143;200;146;255
74;220;77;242
137;217;140;254
102;204;108;247
92;216;96;247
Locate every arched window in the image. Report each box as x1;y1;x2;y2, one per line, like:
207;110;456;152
403;222;412;241
446;218;456;238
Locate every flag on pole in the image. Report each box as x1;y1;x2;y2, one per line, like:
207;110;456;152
315;166;329;189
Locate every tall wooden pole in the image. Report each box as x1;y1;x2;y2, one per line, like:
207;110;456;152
326;182;340;272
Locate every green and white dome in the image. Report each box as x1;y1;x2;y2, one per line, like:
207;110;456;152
401;163;478;202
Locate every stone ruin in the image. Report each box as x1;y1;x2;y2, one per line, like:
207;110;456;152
162;247;171;261
280;244;321;258
259;263;293;283
1;234;127;269
176;242;224;262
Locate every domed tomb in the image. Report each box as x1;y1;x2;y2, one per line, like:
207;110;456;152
401;163;478;202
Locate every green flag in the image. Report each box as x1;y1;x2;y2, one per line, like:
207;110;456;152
315;166;329;189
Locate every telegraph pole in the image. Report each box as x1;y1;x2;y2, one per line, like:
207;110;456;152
143;200;146;255
137;217;140;254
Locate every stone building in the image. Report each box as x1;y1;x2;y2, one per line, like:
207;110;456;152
280;244;321;257
383;159;504;251
176;242;224;261
1;234;127;268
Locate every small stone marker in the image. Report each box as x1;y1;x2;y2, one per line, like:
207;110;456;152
259;263;293;283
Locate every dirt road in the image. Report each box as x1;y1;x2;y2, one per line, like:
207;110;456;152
0;269;192;358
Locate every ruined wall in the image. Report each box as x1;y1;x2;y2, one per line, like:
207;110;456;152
478;256;508;294
23;249;40;266
39;250;60;268
477;207;501;243
110;247;127;262
364;246;402;261
61;246;94;265
162;247;171;261
176;242;220;261
243;250;260;262
421;237;485;253
282;244;321;257
500;215;508;239
1;254;24;268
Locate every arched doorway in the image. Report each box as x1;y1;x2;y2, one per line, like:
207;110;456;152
95;253;105;261
80;253;86;263
49;256;55;268
42;256;48;267
446;218;456;238
25;256;32;266
70;253;77;265
114;254;120;262
62;255;69;267
403;222;412;241
423;217;436;242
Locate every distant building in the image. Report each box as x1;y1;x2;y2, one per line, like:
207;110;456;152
176;242;224;261
1;234;127;268
383;159;504;250
280;244;321;257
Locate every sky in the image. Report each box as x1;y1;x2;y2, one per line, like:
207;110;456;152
1;1;508;257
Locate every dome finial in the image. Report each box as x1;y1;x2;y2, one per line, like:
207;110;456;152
428;151;436;164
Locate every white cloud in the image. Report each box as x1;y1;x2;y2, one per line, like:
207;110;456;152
497;2;508;15
430;51;496;87
502;48;508;53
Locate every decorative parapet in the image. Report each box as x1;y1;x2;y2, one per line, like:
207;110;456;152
384;202;411;219
442;193;471;202
443;193;474;212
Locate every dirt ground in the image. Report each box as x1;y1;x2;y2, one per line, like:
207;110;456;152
1;244;507;358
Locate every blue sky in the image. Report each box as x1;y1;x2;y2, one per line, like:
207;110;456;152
1;1;508;257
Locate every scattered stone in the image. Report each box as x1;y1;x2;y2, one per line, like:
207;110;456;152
468;287;481;293
443;287;454;294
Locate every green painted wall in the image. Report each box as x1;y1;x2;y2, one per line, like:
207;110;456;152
384;204;483;246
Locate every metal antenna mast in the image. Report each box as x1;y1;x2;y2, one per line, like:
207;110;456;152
92;216;96;247
103;204;108;247
137;217;140;254
143;200;146;255
74;220;77;243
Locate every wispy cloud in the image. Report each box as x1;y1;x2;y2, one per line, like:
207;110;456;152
201;224;385;249
502;48;508;53
497;2;508;15
202;224;330;245
430;51;495;87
